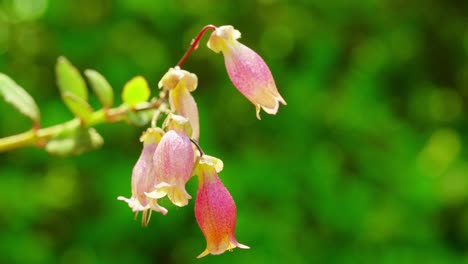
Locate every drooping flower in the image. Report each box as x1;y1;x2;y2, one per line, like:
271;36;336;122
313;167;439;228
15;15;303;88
118;128;167;226
159;67;200;140
207;25;286;119
146;114;195;207
194;155;249;258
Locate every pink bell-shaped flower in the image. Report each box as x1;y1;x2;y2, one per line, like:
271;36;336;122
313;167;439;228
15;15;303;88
146;114;195;207
194;155;249;258
118;128;168;226
207;25;286;119
158;67;200;140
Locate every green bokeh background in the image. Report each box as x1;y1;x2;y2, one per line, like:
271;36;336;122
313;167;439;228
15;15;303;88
1;0;468;263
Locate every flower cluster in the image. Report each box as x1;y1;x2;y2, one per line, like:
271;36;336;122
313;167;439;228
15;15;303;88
118;25;285;258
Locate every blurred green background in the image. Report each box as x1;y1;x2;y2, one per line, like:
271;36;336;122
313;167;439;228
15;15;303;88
1;0;468;263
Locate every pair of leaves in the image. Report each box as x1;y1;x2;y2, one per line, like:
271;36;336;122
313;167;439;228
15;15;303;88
56;57;152;120
0;73;40;125
0;57;115;127
56;57;114;123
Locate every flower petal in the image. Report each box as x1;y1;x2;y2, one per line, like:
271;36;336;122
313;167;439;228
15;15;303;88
169;85;200;140
147;182;192;207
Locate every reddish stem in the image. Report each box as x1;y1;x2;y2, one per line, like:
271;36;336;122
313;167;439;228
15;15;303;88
177;25;217;68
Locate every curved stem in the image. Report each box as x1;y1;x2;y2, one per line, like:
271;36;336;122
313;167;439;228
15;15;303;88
177;25;217;68
0;98;166;152
190;138;204;156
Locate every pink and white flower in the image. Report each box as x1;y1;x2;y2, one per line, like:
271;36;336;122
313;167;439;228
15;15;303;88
207;25;286;119
194;155;249;258
159;67;200;140
146;114;195;207
118;128;167;226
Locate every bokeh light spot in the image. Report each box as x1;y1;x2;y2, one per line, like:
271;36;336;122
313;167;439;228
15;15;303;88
418;128;461;177
12;0;47;21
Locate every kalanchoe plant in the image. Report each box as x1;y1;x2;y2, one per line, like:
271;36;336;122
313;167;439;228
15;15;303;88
0;25;286;258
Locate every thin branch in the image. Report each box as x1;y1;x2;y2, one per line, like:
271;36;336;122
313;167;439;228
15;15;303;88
190;138;204;157
177;25;217;68
0;97;166;152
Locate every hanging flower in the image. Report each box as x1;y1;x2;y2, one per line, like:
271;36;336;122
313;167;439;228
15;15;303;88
118;128;168;226
146;114;195;207
159;67;200;140
207;25;286;119
194;155;249;258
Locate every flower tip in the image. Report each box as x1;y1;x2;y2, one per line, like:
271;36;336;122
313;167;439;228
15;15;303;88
196;241;250;258
196;249;210;259
255;93;287;120
229;239;250;251
237;243;250;249
169;188;192;207
198;155;224;173
255;105;262;120
145;189;167;200
277;93;287;106
156;205;169;216
139;127;164;144
150;182;192;207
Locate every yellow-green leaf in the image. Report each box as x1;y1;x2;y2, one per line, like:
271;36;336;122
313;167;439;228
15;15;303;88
0;73;40;124
62;92;93;122
85;69;114;107
122;76;150;106
56;56;88;101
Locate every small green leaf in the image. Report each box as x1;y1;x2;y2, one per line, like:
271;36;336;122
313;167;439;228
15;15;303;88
84;69;114;107
122;76;150;106
63;92;93;122
45;127;103;156
0;73;40;124
45;137;75;156
56;56;88;101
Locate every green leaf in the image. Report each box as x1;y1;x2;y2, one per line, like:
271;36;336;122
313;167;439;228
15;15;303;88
121;76;150;106
45;127;104;156
0;73;40;124
84;69;114;107
62;92;93;122
56;56;88;101
44;137;75;156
